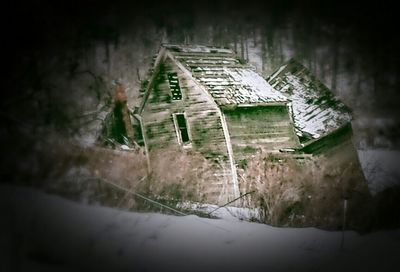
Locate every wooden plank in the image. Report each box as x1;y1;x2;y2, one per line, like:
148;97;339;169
219;113;240;200
138;47;167;114
171;52;236;58
187;63;249;68
175;55;238;61
134;114;151;174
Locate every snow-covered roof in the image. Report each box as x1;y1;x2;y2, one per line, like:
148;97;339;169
267;59;352;141
163;44;287;106
163;43;234;54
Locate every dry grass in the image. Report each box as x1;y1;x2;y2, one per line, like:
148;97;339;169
237;151;371;230
18;135;378;230
137;148;219;203
17;135;148;204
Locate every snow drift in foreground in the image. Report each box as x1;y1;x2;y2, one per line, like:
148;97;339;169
1;186;399;272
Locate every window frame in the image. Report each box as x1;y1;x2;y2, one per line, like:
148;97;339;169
167;72;183;101
172;112;192;148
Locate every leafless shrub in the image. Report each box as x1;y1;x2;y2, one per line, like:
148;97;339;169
238;152;369;229
238;154;303;225
24;135;148;203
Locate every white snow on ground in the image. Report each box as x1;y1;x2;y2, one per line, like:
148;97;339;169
1;185;400;272
357;149;400;194
178;201;261;221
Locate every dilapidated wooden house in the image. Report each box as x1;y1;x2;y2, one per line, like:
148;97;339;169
134;44;362;204
136;44;299;202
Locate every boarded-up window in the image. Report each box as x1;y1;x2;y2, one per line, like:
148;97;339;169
167;72;182;100
173;113;191;145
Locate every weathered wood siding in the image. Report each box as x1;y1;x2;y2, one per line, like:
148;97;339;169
223;105;300;162
141;56;235;204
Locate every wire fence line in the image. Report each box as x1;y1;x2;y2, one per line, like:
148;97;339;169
90;176;232;232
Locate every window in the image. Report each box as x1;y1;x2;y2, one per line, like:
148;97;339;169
173;113;191;146
167;72;182;100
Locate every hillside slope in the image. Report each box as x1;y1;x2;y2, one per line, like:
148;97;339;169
1;185;399;272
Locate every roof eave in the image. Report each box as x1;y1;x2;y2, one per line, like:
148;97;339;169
138;46;167;114
220;102;288;111
236;102;288;107
297;122;353;154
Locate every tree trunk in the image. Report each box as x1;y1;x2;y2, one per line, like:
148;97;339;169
245;35;249;61
253;28;257;47
233;28;238;54
240;32;245;60
261;29;267;73
331;26;340;94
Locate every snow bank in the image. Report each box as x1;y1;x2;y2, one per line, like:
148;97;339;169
178;201;261;221
1;185;399;272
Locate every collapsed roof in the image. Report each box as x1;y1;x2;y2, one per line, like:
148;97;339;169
267;59;352;141
163;44;287;106
155;45;352;144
